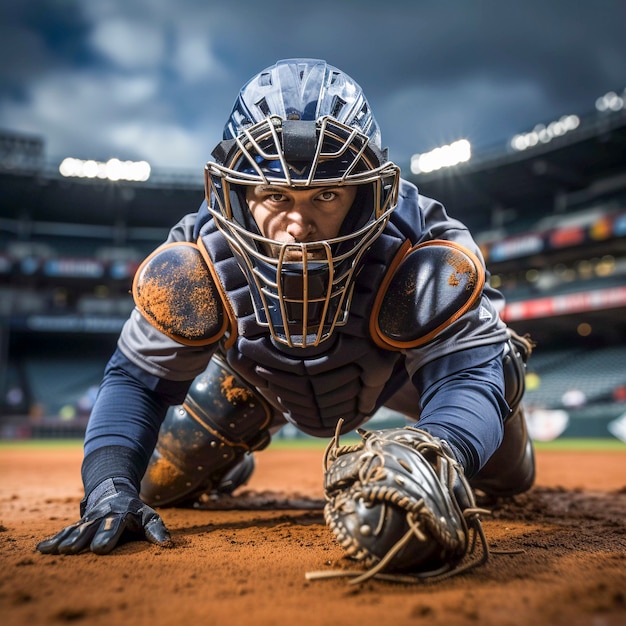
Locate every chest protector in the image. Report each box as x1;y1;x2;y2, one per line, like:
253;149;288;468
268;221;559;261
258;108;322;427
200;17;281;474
198;219;403;437
133;218;485;437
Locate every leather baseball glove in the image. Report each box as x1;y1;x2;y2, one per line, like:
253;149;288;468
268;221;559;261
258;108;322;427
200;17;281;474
309;423;490;584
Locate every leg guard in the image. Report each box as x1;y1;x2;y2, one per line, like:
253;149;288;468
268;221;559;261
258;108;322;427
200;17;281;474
141;354;273;507
470;331;536;497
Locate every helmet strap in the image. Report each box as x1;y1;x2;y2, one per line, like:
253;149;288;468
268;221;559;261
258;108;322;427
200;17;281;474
281;120;318;161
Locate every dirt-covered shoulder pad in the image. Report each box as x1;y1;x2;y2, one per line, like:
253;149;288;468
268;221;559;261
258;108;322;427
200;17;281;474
132;242;230;346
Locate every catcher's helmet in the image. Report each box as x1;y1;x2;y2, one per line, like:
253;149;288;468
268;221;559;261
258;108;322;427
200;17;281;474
205;59;400;348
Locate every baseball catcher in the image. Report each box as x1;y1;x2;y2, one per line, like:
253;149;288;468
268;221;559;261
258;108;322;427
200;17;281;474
37;59;534;578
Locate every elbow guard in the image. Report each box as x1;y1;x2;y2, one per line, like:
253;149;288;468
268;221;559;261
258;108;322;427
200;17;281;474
133;241;235;347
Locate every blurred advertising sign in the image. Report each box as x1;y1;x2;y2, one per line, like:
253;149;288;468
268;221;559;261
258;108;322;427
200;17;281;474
503;286;626;321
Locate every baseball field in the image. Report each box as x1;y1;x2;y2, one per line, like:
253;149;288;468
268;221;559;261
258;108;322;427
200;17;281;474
1;439;625;626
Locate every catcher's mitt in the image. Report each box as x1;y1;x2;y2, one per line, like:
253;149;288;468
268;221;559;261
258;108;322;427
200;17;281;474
308;423;490;584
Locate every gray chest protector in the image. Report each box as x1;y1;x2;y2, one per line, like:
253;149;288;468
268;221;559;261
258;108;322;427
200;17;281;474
133;219;487;438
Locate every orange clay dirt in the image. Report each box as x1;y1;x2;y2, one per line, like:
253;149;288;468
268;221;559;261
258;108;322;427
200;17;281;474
1;443;625;626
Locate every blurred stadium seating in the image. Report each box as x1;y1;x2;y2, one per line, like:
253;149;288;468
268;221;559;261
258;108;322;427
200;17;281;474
524;345;626;408
1;105;625;440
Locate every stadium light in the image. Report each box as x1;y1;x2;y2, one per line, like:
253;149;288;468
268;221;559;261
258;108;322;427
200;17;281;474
410;139;471;174
595;89;626;112
510;115;580;152
59;157;151;182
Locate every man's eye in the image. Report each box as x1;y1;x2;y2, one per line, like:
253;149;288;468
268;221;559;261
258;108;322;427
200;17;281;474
318;191;337;201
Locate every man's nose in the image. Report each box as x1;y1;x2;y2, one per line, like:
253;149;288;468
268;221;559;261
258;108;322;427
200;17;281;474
286;203;316;241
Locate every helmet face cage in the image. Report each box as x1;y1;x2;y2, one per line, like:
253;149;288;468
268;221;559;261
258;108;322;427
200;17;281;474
205;80;400;348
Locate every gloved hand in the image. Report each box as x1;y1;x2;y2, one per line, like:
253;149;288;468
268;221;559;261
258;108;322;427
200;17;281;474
318;426;487;583
36;478;171;555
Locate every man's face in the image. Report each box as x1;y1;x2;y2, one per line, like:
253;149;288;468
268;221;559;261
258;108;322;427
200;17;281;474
245;184;357;259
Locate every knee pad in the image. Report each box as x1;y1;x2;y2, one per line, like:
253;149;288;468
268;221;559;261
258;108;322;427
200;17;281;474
141;354;272;506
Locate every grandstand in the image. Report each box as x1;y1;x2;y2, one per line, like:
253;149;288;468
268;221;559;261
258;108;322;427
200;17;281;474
1;102;625;440
522;345;626;407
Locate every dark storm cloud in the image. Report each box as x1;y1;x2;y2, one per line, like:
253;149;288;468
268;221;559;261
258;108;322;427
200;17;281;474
0;0;624;170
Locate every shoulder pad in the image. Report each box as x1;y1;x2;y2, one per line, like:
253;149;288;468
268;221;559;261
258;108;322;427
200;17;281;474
133;242;233;346
370;240;485;350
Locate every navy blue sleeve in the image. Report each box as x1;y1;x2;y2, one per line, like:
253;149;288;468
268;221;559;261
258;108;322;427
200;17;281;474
412;344;510;478
81;348;193;495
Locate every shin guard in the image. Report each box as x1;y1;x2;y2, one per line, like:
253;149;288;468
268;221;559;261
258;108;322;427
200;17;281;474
141;355;272;506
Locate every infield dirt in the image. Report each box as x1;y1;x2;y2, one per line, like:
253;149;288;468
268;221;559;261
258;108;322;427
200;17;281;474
1;444;625;626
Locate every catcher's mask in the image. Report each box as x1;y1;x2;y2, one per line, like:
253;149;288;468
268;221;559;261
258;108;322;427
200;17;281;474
205;59;400;348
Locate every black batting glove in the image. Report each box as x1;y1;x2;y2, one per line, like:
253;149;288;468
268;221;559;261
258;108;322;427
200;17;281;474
36;478;171;555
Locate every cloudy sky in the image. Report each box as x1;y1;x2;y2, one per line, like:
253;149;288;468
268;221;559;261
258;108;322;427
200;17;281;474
1;0;625;173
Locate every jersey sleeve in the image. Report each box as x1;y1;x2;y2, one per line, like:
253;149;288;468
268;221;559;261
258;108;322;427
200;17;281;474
412;343;509;477
391;191;512;475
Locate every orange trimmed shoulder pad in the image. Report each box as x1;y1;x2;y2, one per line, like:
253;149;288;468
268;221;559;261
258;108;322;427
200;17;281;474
133;241;233;346
370;240;485;350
